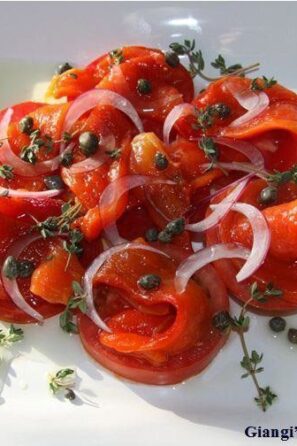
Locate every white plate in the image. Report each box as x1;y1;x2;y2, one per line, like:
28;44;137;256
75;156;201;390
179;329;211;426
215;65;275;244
0;2;297;445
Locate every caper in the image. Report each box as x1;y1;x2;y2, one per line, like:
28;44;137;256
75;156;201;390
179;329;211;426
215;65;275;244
138;274;161;290
165;51;180;68
260;186;278;205
158;229;172;243
166;217;185;236
145;228;159;242
64;388;76;401
2;256;34;279
136;78;152;95
269;316;286;333
61;150;74;167
56;62;73;75
78;132;99;157
19;116;34;135
212;311;231;331
213;103;231;119
288;328;297;344
17;260;34;278
3;256;19;279
44;175;64;190
154;152;169;171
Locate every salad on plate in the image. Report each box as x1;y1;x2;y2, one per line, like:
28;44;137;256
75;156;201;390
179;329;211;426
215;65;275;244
0;40;296;411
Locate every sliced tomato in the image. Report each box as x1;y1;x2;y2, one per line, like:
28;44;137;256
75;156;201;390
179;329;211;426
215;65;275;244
0;196;63;221
8;103;69;161
206;180;297;314
49;46;161;100
78;244;228;384
129;132;191;234
0;215;63;323
98;52;193;121
30;241;84;305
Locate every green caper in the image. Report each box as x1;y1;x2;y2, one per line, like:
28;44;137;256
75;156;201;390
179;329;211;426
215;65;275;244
2;256;34;279
260;186;278;205
78;132;99;157
3;256;19;279
44;175;64;190
165;217;185;236
158;229;172;243
145;228;159;242
213;103;231;119
154;152;169;171
19;116;34;135
56;62;73;75
61;150;74;167
165;51;180;68
212;311;231;331
17;260;34;278
64;388;76;401
138;274;161;290
288;328;297;344
136;78;152;95
269;316;286;333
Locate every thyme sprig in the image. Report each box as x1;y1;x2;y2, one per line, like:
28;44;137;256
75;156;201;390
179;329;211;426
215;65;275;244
0;325;24;347
48;368;77;400
21;129;54;165
0;165;14;180
169;40;260;81
251;76;277;91
59;281;87;334
214;281;282;411
109;49;124;66
33;200;83;238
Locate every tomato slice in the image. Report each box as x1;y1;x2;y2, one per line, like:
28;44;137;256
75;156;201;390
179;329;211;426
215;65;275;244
30;241;84;305
98;53;193;121
206;180;297;314
78;243;228;384
0;215;63;323
49;46;162;100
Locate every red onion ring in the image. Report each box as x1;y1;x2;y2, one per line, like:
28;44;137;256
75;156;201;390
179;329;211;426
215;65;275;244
103;223;127;246
225;81;269;128
175;243;250;294
163;103;195;145
212;137;265;168
83;242;170;332
99;175;175;213
202;161;268;179
1;234;44;322
61;88;143;155
0;109;61;177
67;134;116;174
211;202;271;282
0;187;61;199
186;177;249;233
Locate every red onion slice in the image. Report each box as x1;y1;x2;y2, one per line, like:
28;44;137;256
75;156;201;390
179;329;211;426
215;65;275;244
175;243;250;293
212;137;265;168
163;103;195;145
61;89;143;154
67;134;116;174
225;81;269;128
68;151;106;174
99;175;175;212
103;223;127;246
202;161;268;179
0;109;61;177
83;242;170;332
186;177;249;233
1;234;44;322
211;202;271;282
0;187;61;199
